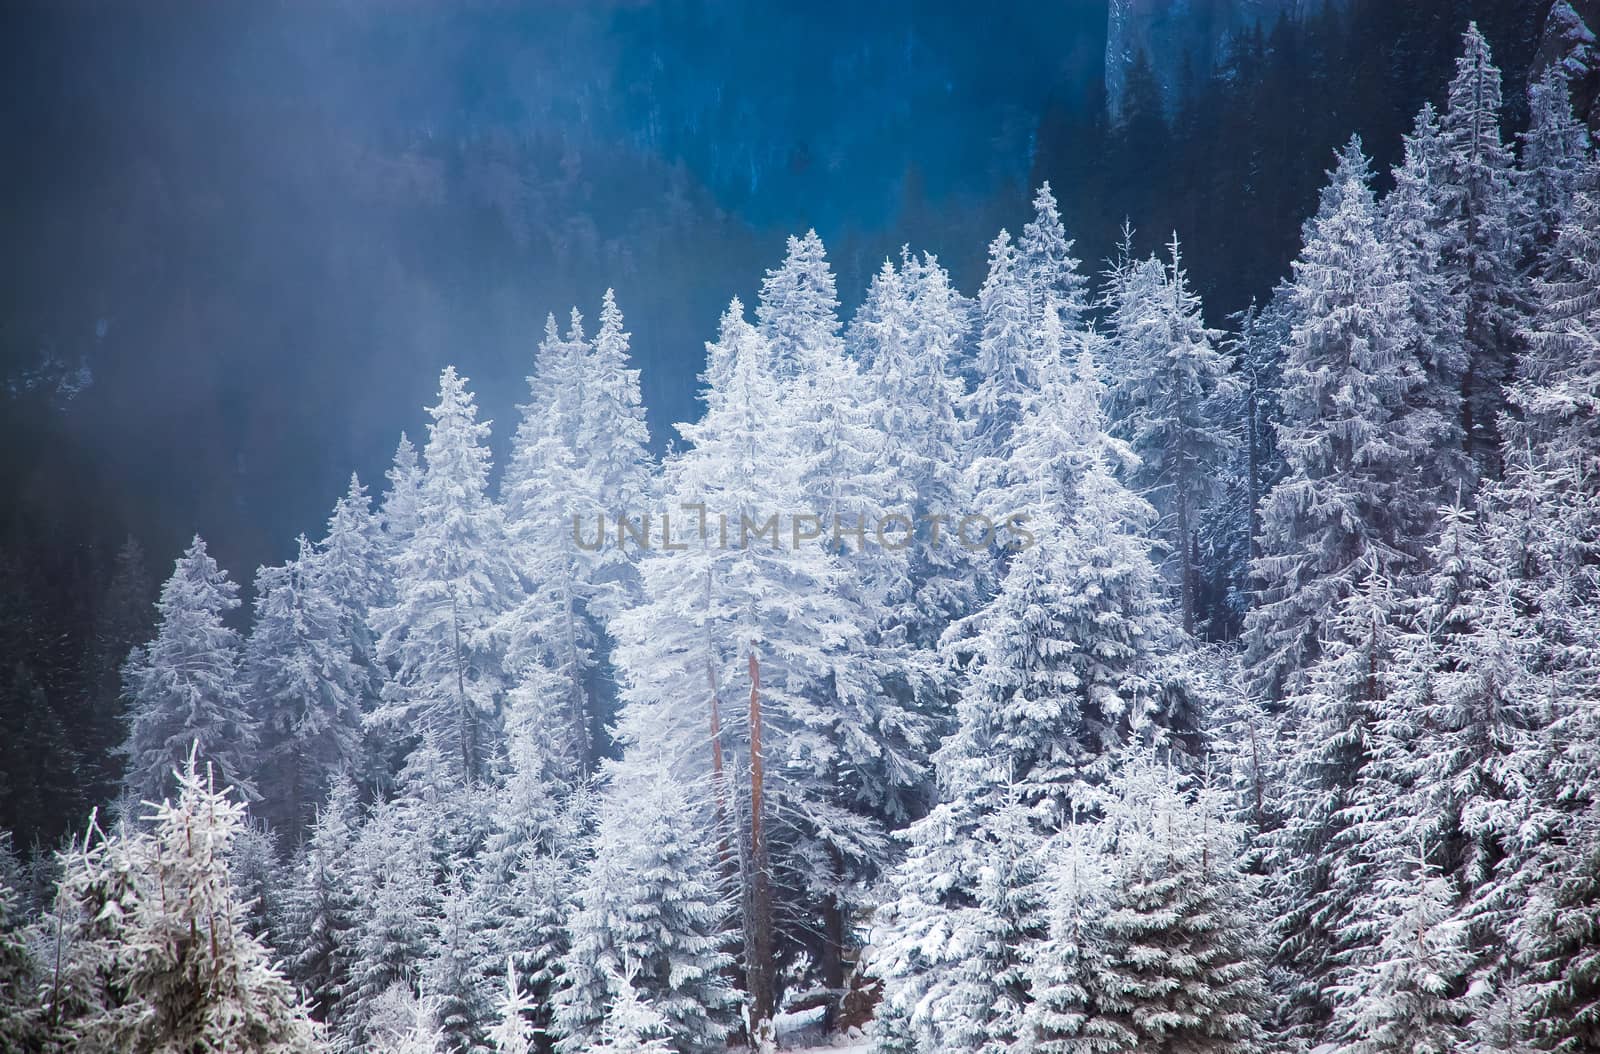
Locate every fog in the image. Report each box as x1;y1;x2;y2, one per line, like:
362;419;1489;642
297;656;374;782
0;0;1105;579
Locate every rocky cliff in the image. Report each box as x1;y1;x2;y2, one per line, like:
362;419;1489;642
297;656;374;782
1532;0;1600;129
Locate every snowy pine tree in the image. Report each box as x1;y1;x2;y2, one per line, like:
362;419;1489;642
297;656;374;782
1102;234;1239;635
964;229;1038;476
372;367;520;783
1437;23;1522;474
120;535;258;807
553;757;735;1054
1245;139;1450;702
1094;753;1266;1054
282;771;364;1026
1332;839;1473;1054
56;751;321;1052
246;535;366;834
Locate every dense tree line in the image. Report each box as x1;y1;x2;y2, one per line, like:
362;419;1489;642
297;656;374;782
1;11;1599;1054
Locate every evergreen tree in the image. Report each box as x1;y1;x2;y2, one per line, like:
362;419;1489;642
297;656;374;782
372;367;520;783
964;229;1037;475
1244;139;1449;702
119;535;258;806
425;872;495;1054
612;299;924;1025
756;228;843;381
1094;754;1266;1054
1269;569;1401;1041
1390;507;1540;981
472;684;582;1054
499;309;610;777
337;734;477;1048
1437;23;1522;475
1519;804;1600;1054
282;771;364;1026
553;758;735;1054
851;250;981;642
871;788;1050;1054
1332;840;1473;1054
0;854;45;1052
1018;181;1090;333
1382;103;1473;495
581;966;676;1054
1516;69;1591;273
55;751;321;1052
1102;234;1239;635
580;289;654;614
1024;831;1131;1054
489;956;536;1054
246;535;366;834
381;432;425;553
876;354;1183;1054
318;473;388;682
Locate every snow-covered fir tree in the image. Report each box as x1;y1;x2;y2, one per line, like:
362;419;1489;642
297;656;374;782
246;535;366;834
612;298;926;1027
0;852;44;1051
850;249;981;642
337;733;482;1048
53;751;321;1052
1437;23;1523;475
1093;754;1266;1054
1244;138;1452;702
318;473;388;688
1022;829;1130;1054
580;289;654;612
1516;69;1591;273
282;770;364;1028
471;683;584;1054
553;756;735;1054
500;314;606;779
1382;102;1473;495
1018;181;1090;333
1331;839;1473;1054
1102;234;1239;635
1268;568;1402;1040
371;367;521;784
964;228;1038;476
120;534;258;807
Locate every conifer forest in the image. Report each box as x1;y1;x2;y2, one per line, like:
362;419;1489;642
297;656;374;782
3;1;1600;1052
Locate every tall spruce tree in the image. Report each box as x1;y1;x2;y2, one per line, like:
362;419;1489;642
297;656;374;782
553;757;735;1054
1102;235;1239;636
1244;139;1450;702
119;535;257;806
372;367;520;784
246;535;366;834
1437;23;1522;476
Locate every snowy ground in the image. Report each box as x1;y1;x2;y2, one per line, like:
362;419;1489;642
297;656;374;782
763;1007;871;1052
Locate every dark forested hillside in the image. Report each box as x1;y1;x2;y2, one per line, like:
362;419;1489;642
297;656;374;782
1037;0;1555;319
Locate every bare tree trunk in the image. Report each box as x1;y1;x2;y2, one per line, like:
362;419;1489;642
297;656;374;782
1177;490;1195;637
707;655;732;873
451;590;475;783
744;650;776;1044
821;845;847;1034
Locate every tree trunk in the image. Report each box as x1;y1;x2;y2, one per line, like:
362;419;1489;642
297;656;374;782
744;651;777;1042
1177;490;1195;637
450;590;475;783
821;845;847;1035
707;655;732;873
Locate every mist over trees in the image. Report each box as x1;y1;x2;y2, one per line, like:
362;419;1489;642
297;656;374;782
2;5;1600;1054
